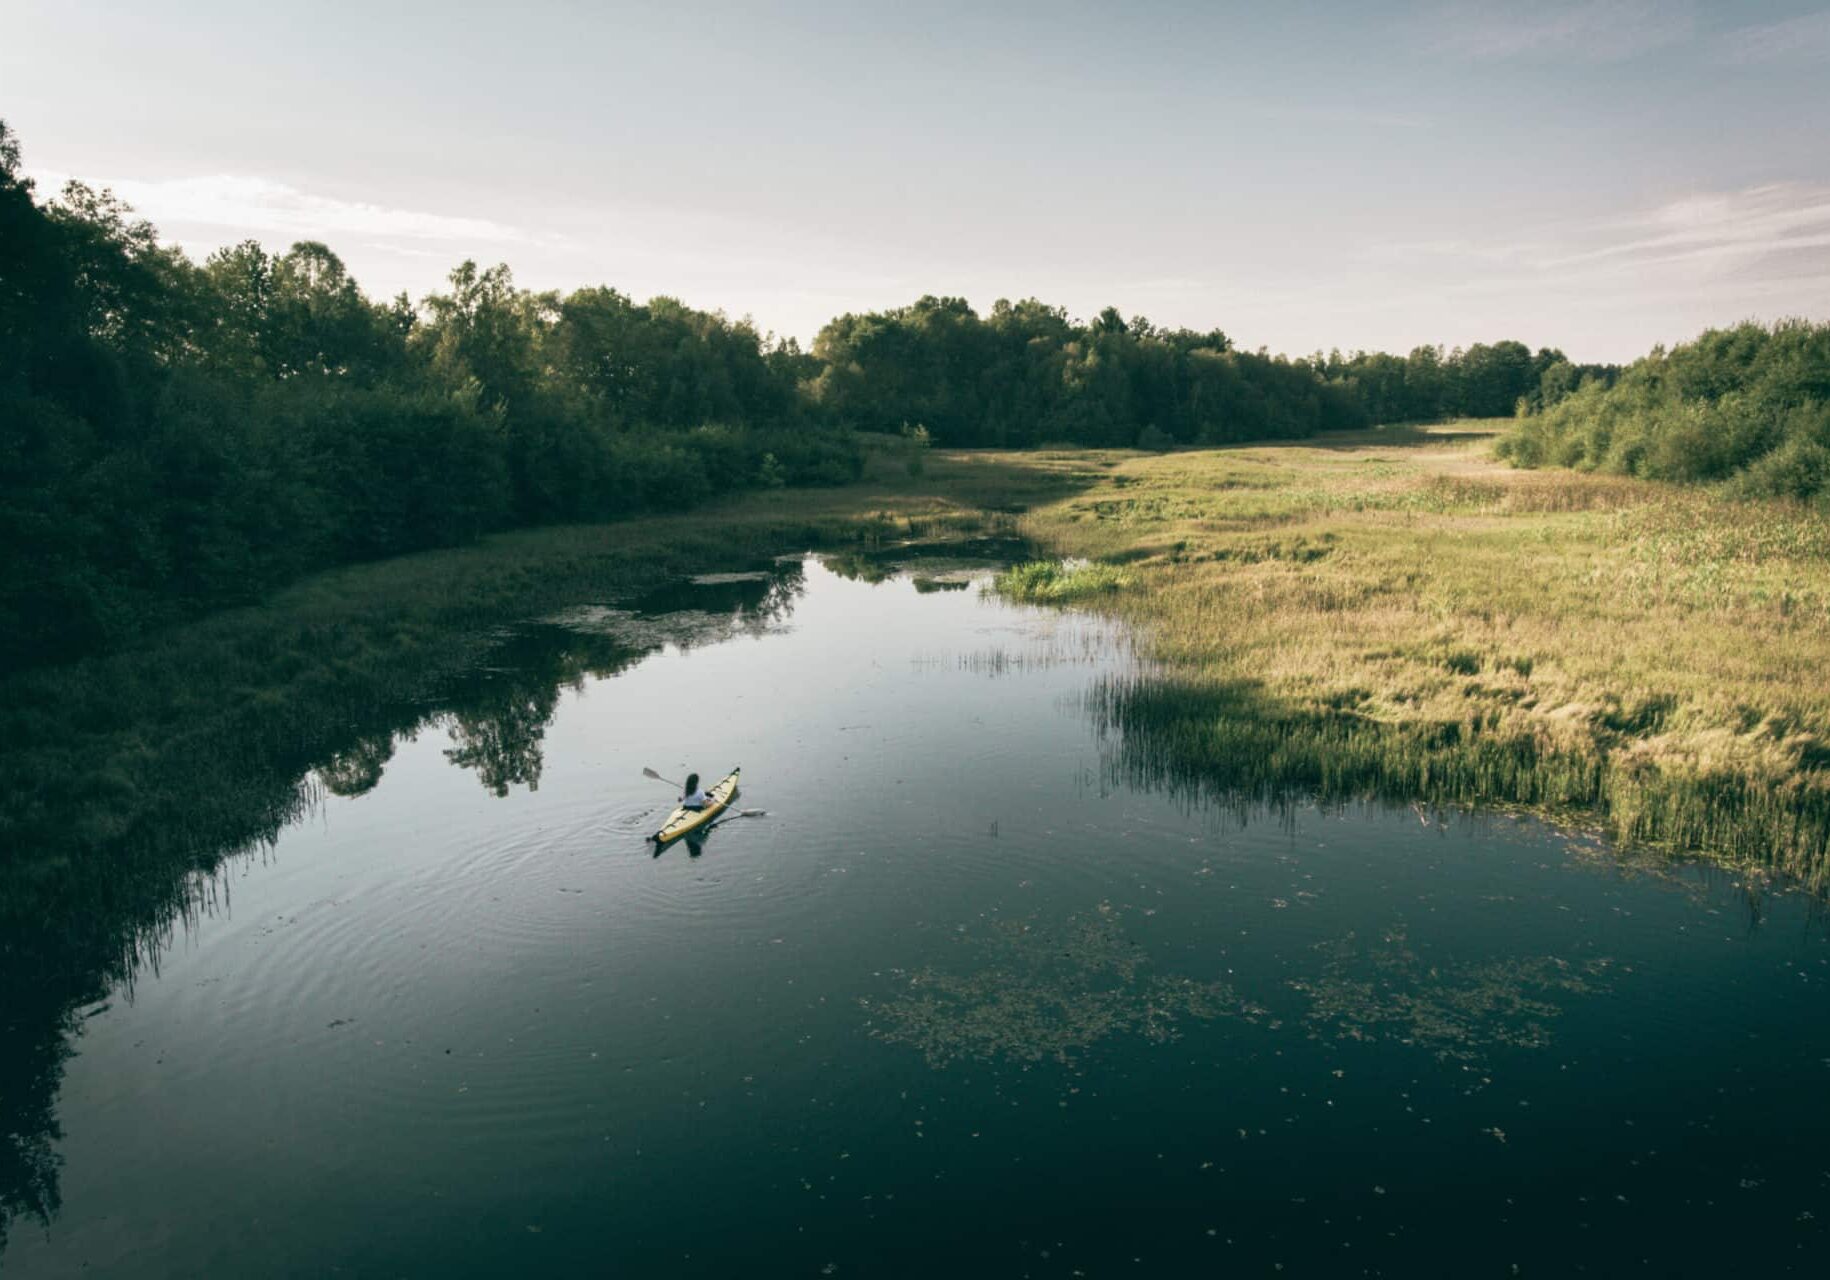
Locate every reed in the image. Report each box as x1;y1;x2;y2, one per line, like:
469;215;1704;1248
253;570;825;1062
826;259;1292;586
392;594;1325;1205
995;422;1830;883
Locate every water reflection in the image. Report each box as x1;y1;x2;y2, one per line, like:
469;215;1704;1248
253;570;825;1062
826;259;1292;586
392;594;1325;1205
443;682;558;796
319;731;399;799
0;558;805;1251
8;549;1830;1275
822;536;1031;588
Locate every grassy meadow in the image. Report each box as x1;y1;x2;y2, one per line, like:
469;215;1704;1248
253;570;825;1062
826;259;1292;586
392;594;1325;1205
996;422;1830;881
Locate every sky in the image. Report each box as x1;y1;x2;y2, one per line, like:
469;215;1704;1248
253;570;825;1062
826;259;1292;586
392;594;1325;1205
4;0;1829;362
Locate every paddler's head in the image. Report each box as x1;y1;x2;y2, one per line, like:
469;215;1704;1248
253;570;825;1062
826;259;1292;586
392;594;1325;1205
685;772;700;794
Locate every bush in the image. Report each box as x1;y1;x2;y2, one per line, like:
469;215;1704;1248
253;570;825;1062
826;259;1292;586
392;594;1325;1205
1502;320;1830;495
1728;437;1830;502
1135;423;1174;451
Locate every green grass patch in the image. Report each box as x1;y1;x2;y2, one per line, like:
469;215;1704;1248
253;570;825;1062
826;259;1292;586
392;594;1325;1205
991;560;1131;603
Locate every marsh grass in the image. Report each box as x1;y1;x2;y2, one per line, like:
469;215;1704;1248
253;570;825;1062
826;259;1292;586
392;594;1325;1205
996;422;1830;884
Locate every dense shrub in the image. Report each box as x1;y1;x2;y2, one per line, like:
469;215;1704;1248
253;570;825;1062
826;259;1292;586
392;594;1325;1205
1501;321;1830;500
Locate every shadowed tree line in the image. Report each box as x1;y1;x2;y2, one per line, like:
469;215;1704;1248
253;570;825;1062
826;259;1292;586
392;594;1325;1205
1311;341;1617;423
809;301;1614;450
3;118;1587;675
0;121;853;674
809;297;1368;447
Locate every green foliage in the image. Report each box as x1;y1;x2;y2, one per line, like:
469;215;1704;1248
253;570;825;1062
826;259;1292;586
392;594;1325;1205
810;296;1368;447
991;559;1130;602
1311;342;1615;423
1135;423;1174;451
0;115;1697;681
1501;321;1830;500
0;119;855;674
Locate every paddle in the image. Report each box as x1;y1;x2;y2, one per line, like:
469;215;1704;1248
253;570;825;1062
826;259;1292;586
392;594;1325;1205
697;809;767;836
642;766;683;789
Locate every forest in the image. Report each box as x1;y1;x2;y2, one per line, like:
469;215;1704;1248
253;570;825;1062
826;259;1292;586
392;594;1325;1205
5;118;1589;674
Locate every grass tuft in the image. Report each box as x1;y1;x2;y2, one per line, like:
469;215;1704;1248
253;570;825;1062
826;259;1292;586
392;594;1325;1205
991;560;1131;603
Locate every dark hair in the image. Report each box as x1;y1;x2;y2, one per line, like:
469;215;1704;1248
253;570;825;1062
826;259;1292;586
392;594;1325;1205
685;772;700;793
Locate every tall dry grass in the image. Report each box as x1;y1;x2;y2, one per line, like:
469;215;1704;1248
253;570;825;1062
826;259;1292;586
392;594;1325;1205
993;422;1830;880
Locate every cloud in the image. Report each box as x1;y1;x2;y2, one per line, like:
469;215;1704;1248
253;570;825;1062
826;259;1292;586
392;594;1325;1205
1549;184;1830;276
1360;184;1830;287
26;169;545;250
1722;8;1830;64
1427;0;1695;61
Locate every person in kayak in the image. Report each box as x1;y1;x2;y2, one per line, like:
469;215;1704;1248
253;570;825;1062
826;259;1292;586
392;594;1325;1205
680;773;710;811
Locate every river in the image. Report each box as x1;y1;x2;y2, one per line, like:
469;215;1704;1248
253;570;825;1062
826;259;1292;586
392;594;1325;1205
5;548;1829;1276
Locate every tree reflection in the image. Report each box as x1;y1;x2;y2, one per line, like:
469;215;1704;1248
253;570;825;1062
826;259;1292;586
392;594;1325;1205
0;559;808;1257
318;731;399;798
0;1008;67;1254
443;683;557;796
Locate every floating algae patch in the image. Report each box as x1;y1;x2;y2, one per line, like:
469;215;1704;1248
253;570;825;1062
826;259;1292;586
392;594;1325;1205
1290;927;1613;1069
862;903;1262;1068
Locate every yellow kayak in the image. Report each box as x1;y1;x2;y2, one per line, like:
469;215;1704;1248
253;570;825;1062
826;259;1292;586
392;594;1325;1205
652;768;740;844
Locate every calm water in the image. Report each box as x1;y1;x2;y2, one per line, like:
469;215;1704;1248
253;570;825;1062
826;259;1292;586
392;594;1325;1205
7;553;1830;1276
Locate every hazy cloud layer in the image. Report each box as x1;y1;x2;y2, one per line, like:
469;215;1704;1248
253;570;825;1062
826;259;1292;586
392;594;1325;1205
1561;184;1830;274
1427;0;1696;61
1429;2;1830;65
30;170;541;249
1371;184;1830;283
1723;8;1830;63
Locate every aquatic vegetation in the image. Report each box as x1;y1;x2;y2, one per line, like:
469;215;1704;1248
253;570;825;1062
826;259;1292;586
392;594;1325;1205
990;559;1130;603
1290;928;1613;1068
863;904;1260;1067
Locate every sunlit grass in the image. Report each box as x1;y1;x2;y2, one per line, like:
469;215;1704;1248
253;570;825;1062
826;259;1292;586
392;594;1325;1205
992;559;1130;602
990;421;1830;880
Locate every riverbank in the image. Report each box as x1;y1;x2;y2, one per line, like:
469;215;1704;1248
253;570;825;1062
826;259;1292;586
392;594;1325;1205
2;437;1116;1002
1;440;1089;1245
999;422;1830;883
8;422;1828;943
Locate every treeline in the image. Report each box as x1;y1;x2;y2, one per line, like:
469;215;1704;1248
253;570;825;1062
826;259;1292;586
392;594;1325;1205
1501;320;1830;501
2;117;1591;674
809;296;1367;446
0;121;853;673
1310;343;1618;423
805;303;1614;447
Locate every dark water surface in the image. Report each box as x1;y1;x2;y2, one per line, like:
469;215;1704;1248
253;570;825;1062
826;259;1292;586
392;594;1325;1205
7;554;1830;1276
